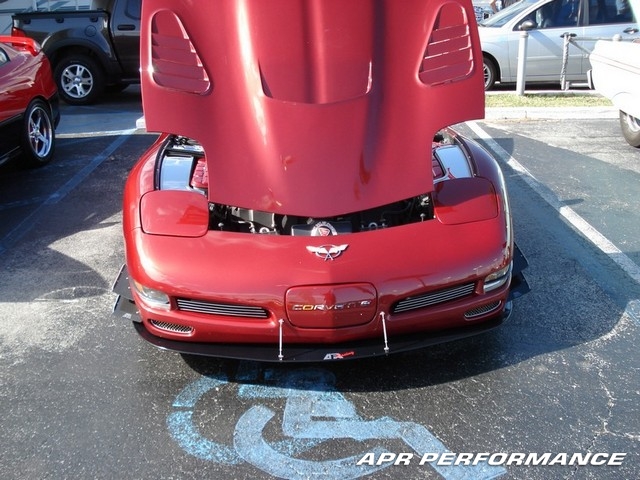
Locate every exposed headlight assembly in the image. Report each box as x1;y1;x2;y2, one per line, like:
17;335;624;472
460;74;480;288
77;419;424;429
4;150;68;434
483;262;512;293
132;280;170;309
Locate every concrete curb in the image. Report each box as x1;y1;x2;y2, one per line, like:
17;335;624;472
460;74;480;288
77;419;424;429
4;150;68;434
484;88;618;119
485;106;619;120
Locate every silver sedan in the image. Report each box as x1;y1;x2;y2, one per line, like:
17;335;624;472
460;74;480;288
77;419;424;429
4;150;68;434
479;0;639;89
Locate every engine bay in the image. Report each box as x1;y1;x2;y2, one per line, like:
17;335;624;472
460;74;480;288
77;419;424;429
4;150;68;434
154;131;476;236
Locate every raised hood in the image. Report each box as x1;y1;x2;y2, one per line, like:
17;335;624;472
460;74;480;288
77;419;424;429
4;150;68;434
141;0;485;217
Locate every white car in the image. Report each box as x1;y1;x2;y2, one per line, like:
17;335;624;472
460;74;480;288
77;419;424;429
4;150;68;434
589;38;640;147
473;1;495;22
479;0;639;89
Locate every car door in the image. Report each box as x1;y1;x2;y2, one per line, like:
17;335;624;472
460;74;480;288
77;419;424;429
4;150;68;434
580;0;639;73
0;44;25;160
519;0;584;81
0;45;17;123
110;0;141;77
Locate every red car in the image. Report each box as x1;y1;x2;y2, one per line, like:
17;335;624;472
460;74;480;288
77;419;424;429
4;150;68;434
114;0;529;362
0;36;59;167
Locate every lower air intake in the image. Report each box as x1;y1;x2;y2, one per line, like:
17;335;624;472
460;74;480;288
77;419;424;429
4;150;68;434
464;301;502;319
150;319;194;335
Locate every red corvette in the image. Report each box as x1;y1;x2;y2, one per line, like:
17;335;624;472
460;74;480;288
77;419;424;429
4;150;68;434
114;0;529;362
0;36;59;167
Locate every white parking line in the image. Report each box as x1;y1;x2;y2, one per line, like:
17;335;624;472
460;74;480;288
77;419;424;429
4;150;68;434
467;121;640;326
467;122;640;325
57;128;144;139
467;120;640;286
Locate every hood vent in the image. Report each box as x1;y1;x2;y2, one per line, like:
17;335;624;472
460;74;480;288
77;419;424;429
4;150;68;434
150;10;211;94
420;3;474;86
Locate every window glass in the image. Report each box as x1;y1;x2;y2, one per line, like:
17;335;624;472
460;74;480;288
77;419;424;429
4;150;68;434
0;48;9;67
480;0;536;27
126;0;141;20
588;0;635;24
526;0;579;28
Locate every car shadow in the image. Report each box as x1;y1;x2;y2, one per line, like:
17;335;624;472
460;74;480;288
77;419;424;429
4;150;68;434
180;126;639;394
0;133;156;303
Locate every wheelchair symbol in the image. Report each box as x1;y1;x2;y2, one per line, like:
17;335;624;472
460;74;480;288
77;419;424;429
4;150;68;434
167;364;506;479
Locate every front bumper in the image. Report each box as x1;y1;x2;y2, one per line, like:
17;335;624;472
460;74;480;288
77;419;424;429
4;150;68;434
130;305;510;362
113;250;529;362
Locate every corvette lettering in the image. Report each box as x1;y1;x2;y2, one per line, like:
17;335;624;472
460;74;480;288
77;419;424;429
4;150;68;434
291;300;372;311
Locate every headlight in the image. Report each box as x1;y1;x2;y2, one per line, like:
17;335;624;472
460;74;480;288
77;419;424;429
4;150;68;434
132;280;170;309
483;262;512;293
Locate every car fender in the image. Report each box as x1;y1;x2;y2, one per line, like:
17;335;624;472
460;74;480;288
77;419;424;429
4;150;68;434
480;32;514;80
42;32;120;77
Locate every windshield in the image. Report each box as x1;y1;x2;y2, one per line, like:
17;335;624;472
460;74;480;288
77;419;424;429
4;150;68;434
479;0;539;27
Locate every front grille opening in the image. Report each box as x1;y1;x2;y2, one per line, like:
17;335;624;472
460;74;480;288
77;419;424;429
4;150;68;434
464;301;502;319
150;319;194;335
391;283;475;314
176;298;270;319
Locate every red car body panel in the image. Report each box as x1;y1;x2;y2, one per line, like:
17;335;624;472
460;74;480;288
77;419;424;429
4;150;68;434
0;36;59;164
140;0;484;216
116;0;529;362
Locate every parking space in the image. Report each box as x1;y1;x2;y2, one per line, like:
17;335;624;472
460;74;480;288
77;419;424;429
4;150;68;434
0;95;638;479
463;117;640;301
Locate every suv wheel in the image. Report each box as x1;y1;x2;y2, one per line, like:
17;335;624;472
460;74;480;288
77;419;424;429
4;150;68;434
54;54;105;105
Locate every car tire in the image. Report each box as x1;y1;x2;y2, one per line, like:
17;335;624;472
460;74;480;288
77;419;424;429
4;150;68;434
54;54;105;105
21;99;55;167
619;111;640;148
483;56;497;91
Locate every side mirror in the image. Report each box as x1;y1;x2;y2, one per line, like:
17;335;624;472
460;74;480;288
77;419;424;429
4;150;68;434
519;19;537;31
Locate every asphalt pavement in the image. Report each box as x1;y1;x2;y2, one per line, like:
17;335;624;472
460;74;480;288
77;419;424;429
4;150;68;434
1;84;638;480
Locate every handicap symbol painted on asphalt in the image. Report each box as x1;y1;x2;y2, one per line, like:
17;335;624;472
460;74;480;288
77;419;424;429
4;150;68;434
167;363;506;480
